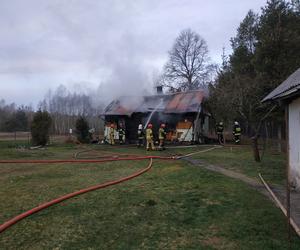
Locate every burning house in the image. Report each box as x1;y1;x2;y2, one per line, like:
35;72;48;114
102;88;209;144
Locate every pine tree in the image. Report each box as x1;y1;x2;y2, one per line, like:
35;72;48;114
255;0;300;91
209;0;300;135
31;110;52;146
75;116;90;143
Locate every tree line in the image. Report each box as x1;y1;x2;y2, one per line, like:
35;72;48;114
1;0;299;141
38;85;104;135
209;0;300;136
0;99;33;132
0;85;104;135
160;0;300;139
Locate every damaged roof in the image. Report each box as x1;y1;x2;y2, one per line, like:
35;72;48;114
103;90;205;116
103;96;141;116
164;91;203;113
262;68;300;102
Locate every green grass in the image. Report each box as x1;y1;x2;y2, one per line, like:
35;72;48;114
0;141;78;160
0;142;299;249
189;145;286;186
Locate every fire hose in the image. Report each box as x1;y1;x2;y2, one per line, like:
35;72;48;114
0;146;219;234
0;155;174;233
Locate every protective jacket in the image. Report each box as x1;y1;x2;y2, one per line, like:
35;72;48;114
216;123;224;134
109;127;115;136
118;128;125;137
138;128;144;139
109;127;115;145
233;125;241;135
159;128;166;140
146;128;153;140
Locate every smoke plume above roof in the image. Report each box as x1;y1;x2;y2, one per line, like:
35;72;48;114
0;0;266;106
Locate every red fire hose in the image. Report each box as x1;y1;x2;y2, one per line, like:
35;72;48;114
0;155;174;233
0;156;173;164
0;144;220;234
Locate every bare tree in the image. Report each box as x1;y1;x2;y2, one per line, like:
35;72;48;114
163;28;212;91
38;85;104;135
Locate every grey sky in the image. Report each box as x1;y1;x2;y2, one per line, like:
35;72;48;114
0;0;267;106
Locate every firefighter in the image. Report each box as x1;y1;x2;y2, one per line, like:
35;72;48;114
137;124;144;147
158;123;167;150
215;121;224;144
146;123;155;151
109;124;115;145
233;121;241;144
118;123;125;144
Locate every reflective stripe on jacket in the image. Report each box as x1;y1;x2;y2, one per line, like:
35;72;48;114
233;126;241;135
118;128;125;136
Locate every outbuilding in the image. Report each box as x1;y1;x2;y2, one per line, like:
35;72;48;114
263;68;300;191
102;89;209;144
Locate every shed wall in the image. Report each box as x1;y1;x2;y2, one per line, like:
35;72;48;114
289;98;300;190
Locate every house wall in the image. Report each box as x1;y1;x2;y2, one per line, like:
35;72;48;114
289;98;300;190
104;112;209;143
176;121;193;142
104;114;144;143
126;113;144;142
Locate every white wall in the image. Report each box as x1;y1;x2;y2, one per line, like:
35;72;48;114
289;98;300;191
177;128;193;142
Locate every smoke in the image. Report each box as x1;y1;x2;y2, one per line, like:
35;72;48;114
0;0;267;107
37;30;160;109
94;31;158;104
95;63;152;105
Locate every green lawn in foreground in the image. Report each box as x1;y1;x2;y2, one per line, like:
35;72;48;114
0;143;298;249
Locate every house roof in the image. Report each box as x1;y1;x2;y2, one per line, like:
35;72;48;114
164;91;204;113
103;96;142;116
103;90;205;116
262;68;300;102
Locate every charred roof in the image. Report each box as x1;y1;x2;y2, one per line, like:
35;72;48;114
103;90;205;116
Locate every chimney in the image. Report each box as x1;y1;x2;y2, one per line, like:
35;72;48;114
156;85;163;95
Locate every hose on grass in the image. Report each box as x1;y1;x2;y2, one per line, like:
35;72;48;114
0;156;174;233
73;148;141;160
0;146;219;234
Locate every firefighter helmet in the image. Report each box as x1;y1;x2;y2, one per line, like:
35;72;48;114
138;124;143;130
161;123;166;128
147;123;153;128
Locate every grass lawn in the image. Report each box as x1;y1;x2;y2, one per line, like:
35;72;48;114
0;142;299;249
185;145;286;186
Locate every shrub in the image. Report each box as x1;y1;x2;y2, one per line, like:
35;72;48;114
75;116;90;143
31;110;52;146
